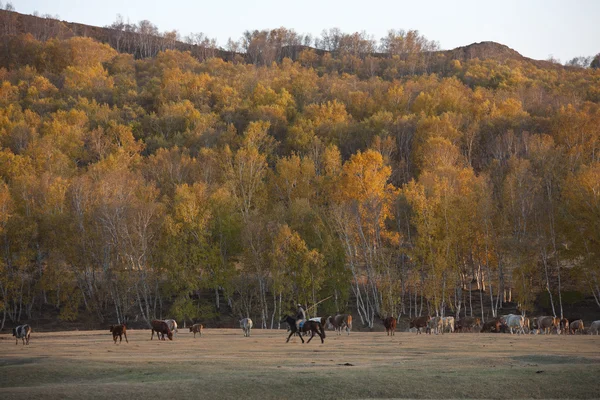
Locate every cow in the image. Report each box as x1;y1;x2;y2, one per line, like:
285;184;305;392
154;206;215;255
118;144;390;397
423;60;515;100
522;317;531;334
570;319;584;335
480;318;502;333
328;314;352;335
441;316;455;334
409;316;431;334
151;320;173;341
426;316;442;335
13;324;31;345
534;316;559;335
109;324;128;344
502;314;525;335
588;320;600;335
382;317;397;336
240;318;253;337
189;323;203;338
559;318;569;335
164;319;178;336
455;317;481;333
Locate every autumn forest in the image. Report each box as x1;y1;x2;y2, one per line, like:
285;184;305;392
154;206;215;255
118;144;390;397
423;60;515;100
0;8;599;331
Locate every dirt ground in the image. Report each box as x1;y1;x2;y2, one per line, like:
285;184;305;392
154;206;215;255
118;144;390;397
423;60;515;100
1;328;599;399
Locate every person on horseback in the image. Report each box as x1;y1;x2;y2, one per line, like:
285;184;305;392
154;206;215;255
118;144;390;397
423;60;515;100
296;303;306;332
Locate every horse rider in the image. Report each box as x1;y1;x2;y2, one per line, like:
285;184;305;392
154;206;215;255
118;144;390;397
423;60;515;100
296;303;306;332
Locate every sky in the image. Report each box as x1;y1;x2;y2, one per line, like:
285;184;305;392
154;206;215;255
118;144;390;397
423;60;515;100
11;0;600;63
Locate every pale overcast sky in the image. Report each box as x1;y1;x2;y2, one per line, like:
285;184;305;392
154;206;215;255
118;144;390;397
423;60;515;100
12;0;600;62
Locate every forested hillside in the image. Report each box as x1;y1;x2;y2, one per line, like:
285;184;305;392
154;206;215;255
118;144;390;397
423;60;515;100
0;8;599;331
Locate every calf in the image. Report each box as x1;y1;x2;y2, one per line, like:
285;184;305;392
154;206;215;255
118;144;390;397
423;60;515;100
189;323;204;338
382;317;397;336
570;319;584;334
151;320;173;341
109;324;128;344
13;324;31;345
409;316;431;334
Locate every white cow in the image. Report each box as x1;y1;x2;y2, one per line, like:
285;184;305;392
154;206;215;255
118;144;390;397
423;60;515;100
441;316;455;333
502;314;525;335
164;319;178;336
240;318;253;337
588;320;600;335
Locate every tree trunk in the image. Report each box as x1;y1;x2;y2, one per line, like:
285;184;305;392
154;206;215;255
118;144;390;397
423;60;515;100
541;250;557;317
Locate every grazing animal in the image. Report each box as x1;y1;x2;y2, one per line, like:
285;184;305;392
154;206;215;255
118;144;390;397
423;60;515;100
109;324;128;344
455;317;481;333
588;320;600;335
240;318;253;337
522;317;531;334
570;319;584;335
426;316;443;335
382;317;397;336
164;319;178;336
327;314;352;335
281;315;325;344
441;317;455;333
480;319;502;333
151;320;173;341
13;324;31;345
535;316;559;334
559;318;569;335
502;314;525;335
189;323;204;338
409;316;431;334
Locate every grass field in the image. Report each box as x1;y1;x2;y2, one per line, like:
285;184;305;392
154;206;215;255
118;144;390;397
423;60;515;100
1;328;599;399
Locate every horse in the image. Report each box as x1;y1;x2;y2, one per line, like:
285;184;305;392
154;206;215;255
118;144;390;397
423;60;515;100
281;315;325;344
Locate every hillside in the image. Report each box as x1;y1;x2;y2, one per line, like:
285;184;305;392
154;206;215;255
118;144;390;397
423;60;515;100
0;9;566;68
0;8;599;333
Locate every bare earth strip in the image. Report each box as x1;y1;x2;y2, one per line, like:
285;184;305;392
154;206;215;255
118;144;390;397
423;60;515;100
1;329;599;399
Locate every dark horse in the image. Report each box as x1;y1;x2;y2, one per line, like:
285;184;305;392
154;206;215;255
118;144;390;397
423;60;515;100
281;315;326;344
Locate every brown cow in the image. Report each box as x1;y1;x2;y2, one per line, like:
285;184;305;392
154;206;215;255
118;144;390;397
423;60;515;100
328;314;352;335
409;316;431;334
382;317;397;336
559;318;569;335
109;324;128;344
189;323;204;338
480;319;502;333
570;319;584;334
455;317;481;333
151;320;173;341
535;316;559;334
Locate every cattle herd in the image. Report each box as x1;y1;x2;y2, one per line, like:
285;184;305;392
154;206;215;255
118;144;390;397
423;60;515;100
408;314;600;336
7;314;600;346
